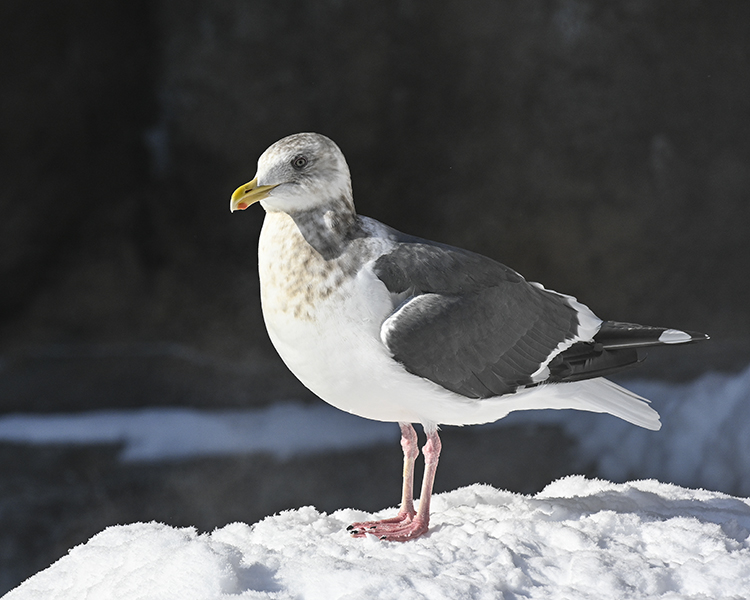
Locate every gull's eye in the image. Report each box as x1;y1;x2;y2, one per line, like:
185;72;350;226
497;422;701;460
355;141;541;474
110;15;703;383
292;155;308;169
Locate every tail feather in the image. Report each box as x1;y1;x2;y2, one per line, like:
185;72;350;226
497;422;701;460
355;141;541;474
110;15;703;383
561;378;661;431
497;377;662;430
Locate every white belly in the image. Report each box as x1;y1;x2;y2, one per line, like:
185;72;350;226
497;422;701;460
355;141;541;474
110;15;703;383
262;273;414;422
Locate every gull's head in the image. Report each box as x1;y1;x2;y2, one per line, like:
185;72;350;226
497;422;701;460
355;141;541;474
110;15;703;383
230;132;354;214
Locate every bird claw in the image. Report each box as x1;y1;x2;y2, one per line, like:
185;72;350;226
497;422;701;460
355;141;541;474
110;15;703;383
348;510;427;541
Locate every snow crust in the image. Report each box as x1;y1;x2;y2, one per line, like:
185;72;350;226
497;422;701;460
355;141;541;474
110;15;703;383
6;477;750;600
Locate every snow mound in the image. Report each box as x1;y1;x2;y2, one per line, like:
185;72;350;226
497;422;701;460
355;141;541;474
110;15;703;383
7;477;750;600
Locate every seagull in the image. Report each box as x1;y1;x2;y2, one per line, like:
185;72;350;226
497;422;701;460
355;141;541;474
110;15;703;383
230;132;708;541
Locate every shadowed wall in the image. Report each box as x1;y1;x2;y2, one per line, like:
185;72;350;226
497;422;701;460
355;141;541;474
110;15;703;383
2;1;748;396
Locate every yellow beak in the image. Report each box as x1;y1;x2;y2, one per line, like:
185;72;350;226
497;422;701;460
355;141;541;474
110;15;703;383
230;178;279;212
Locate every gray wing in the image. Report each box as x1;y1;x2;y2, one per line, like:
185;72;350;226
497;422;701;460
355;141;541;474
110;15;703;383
372;238;586;398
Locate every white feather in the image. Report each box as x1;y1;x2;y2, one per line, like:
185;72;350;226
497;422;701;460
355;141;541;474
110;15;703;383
658;329;692;344
528;282;602;380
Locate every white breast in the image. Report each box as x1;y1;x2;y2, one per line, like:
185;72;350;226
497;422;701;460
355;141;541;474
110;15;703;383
257;212;465;424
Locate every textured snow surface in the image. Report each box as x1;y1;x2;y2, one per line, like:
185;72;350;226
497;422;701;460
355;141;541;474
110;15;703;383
7;477;750;600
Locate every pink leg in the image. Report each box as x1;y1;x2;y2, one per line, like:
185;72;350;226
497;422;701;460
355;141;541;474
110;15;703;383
349;425;441;541
348;423;418;533
396;422;419;519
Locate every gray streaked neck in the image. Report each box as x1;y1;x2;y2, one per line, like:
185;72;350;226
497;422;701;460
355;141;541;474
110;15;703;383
290;199;365;260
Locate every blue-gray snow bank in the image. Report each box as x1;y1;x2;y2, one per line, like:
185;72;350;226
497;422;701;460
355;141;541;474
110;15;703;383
3;366;750;498
6;477;750;600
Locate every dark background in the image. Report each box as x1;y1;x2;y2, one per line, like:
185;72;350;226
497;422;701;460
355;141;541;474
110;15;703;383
1;0;749;592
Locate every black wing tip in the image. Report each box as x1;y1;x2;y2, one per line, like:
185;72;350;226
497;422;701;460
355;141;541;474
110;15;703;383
595;321;709;350
546;345;642;384
542;323;710;384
